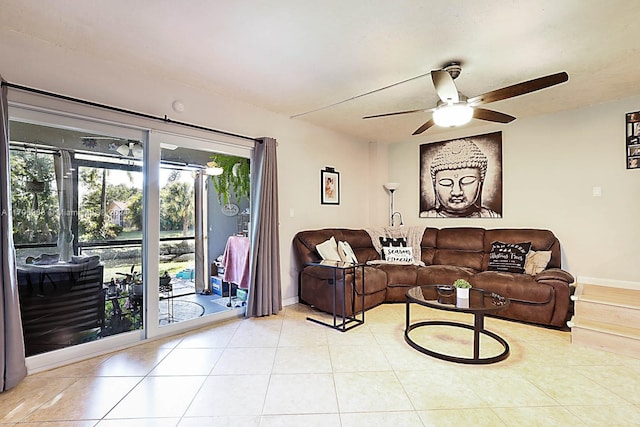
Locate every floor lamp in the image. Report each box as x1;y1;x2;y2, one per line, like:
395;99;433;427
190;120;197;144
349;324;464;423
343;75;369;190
383;182;403;226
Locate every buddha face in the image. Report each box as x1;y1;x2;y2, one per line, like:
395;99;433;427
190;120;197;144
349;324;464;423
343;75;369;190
433;167;482;214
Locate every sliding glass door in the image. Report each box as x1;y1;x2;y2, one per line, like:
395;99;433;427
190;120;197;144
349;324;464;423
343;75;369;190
8;102;252;371
151;132;252;333
8;113;148;363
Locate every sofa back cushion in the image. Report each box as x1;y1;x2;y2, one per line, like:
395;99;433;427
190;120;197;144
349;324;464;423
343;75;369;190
420;227;439;265
431;228;485;271
292;229;379;270
292;227;563;274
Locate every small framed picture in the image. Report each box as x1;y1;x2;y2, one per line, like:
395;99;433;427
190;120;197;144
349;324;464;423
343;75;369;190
321;168;340;205
626;111;640;169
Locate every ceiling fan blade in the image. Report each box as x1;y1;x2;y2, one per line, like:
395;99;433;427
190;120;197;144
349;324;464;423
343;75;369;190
362;108;426;119
468;71;568;106
431;70;459;103
292;71;433;118
412;119;436;135
473;108;516;123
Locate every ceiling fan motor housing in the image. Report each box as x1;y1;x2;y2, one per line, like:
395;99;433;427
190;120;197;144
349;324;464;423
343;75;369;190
443;62;462;79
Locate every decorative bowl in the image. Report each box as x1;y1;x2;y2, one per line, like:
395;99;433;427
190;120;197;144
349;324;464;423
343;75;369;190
436;284;455;296
436;284;456;303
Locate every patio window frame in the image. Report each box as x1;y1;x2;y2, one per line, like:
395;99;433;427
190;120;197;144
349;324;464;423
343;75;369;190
7;88;253;373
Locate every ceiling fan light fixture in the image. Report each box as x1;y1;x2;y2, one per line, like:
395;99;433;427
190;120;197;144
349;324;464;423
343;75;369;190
131;145;144;158
433;103;473;127
116;144;131;156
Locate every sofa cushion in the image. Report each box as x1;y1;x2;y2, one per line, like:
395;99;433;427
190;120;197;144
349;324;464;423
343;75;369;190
419;228;439;265
339;229;381;262
357;266;388;294
487;241;531;274
471;271;553;304
375;263;418;286
437;227;485;251
433;249;484;271
416;265;475;286
432;227;485;270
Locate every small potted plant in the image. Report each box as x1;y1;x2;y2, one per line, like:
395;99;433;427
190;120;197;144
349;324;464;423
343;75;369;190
453;278;471;299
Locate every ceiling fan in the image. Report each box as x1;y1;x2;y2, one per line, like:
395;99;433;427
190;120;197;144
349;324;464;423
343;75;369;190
363;62;569;135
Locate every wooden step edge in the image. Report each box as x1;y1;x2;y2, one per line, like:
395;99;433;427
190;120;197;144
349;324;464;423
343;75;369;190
570;282;585;303
569;317;640;340
573;283;640;307
573;296;640;311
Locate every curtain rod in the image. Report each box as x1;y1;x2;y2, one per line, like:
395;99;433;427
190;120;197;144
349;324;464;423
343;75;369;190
1;81;258;143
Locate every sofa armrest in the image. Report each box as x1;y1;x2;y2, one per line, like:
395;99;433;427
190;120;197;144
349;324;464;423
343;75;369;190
302;265;341;281
534;268;574;327
534;268;574;284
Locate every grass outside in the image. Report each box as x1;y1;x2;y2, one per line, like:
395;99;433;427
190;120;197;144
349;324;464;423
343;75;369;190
103;259;193;285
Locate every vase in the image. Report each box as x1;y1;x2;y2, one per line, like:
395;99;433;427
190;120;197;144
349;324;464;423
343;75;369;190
456;287;470;299
456;287;470;308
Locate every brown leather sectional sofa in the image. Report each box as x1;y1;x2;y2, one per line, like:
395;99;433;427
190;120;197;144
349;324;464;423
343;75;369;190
292;227;575;328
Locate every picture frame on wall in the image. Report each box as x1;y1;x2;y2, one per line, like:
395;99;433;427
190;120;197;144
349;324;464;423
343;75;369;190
419;131;503;218
321;168;340;205
626;111;640;169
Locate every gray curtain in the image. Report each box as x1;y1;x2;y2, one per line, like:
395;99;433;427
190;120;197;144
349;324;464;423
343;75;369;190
54;150;74;262
194;171;205;293
247;137;281;317
0;78;28;392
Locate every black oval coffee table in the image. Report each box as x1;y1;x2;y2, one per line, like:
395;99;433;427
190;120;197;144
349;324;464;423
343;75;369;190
405;285;510;364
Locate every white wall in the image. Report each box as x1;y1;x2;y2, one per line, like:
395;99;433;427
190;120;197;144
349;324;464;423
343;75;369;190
0;33;375;304
4;29;639;299
388;97;640;285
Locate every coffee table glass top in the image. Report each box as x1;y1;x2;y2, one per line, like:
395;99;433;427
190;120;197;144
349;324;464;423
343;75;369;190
406;285;509;314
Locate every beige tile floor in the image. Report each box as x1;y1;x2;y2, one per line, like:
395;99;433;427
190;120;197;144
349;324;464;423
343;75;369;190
2;303;640;426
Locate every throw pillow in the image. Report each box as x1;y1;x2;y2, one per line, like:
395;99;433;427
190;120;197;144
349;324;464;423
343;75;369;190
487;241;532;274
315;236;341;261
379;236;407;247
31;253;60;265
382;246;414;263
338;240;358;264
379;237;407;260
71;255;101;264
524;250;552;275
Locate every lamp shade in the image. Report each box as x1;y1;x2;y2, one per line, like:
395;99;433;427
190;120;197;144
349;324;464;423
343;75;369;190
384;182;400;192
433;103;473;127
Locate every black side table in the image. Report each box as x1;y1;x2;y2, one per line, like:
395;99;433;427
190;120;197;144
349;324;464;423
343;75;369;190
304;260;365;332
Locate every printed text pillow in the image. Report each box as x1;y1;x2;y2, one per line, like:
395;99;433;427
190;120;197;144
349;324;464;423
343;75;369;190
487;241;531;274
382;246;414;263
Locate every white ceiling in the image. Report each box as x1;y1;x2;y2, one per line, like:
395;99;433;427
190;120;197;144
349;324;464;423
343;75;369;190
3;0;640;143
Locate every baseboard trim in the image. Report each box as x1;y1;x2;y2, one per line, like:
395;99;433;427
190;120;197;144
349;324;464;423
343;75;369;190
283;296;299;307
576;276;640;290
